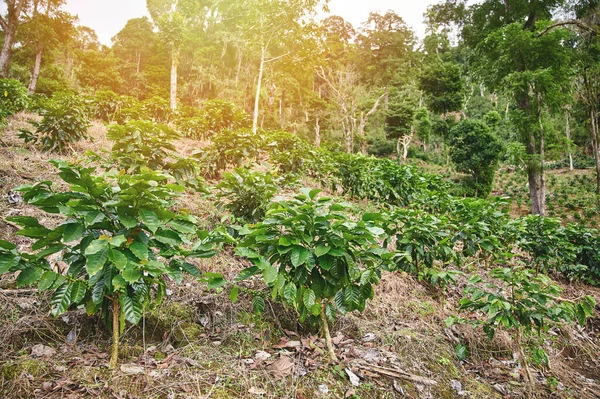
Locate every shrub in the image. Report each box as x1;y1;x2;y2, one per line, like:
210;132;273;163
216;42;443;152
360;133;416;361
448;267;595;393
0;78;29;122
1;161;226;368
202;99;249;133
206;128;264;172
216;168;278;223
449;119;503;197
175;116;209;140
141;96;172;123
21;92;90;152
264;130;315;175
88;90;139;123
235;189;390;361
106;120;205;190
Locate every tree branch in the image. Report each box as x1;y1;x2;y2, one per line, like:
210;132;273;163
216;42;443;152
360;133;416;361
265;51;291;64
538;20;596;36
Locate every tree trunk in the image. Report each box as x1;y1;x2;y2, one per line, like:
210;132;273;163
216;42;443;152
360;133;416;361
170;50;179;111
252;47;265;134
28;48;44;94
320;304;338;363
514;328;533;398
591;108;600;208
0;29;15;77
136;51;141;74
397;137;402;165
109;298;120;369
315;117;321;148
279;94;284;129
565;109;573;171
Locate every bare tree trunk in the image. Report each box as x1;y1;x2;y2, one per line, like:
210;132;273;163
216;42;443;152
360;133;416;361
235;49;242;88
315;117;321;148
28;48;44;94
252;46;265;133
565;109;574;171
136;51;141;74
170;50;179;111
0;29;15;77
591;108;600;208
528;111;546;216
279;94;284;129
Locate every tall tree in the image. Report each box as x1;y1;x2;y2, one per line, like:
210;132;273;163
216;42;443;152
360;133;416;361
0;0;29;76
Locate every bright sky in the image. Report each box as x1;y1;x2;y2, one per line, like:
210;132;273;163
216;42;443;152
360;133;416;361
64;0;438;45
1;0;439;45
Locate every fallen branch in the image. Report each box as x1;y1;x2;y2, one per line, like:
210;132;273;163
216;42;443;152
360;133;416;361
356;362;438;386
0;288;38;295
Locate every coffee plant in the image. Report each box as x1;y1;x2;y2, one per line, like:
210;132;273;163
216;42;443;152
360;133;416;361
216;168;278;223
1;160;226;368
20;92;90;152
235;189;391;361
0;78;29;122
447;267;596;394
106;120;205;190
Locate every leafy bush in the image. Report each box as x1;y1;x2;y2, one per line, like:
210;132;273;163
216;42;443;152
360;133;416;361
264;130;315;175
449;119;503;197
88;90;139;123
204;128;264;173
106;120;205;190
448;267;595;393
202;99;249;133
236;189;390;361
175;116;209;140
21;92;90;152
141;96;172;123
381;208;459;287
216;168;278;223
0;78;29;122
1;161;226;368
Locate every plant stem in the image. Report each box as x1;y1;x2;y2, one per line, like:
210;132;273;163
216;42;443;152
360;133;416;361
109;297;120;369
515;328;534;397
320;303;338;363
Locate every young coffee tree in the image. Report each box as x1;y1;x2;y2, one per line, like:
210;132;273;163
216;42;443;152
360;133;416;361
216;167;278;223
1;160;225;368
20;92;90;152
235;189;390;361
106;120;205;190
0;78;29;123
447;267;596;395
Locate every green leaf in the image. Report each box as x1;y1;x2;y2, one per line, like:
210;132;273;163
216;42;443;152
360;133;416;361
107;248;128;270
120;215;138;229
315;245;330;257
291;246;309;267
0;240;17;250
303;288;316;309
235;266;260;281
169;219;196;234
252;296;265;315
63;223;84;242
17;267;43;287
70;281;87;304
283;282;297;303
155;230;183;245
0;253;19;274
278;236;292;246
17;226;51;238
229;286;240;303
51;283;73;316
85;239;109;277
122;293;143;325
6;216;42;227
122;264;142;283
38;271;59;291
263;265;278;285
129;241;148;261
112;275;127;291
140;209;160;233
180;261;201;277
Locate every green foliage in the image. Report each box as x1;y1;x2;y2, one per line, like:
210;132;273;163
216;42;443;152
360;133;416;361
264;130;316;175
106;120;205;190
385;101;415;139
22;93;90;152
216;168;278;223
449;267;596;365
175;116;209;140
381;208;459;287
1;161;225;330
0;78;29;122
201;100;249;134
236;189;390;323
418;60;465;115
204;128;264;173
88;90;139;123
450;119;503;197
